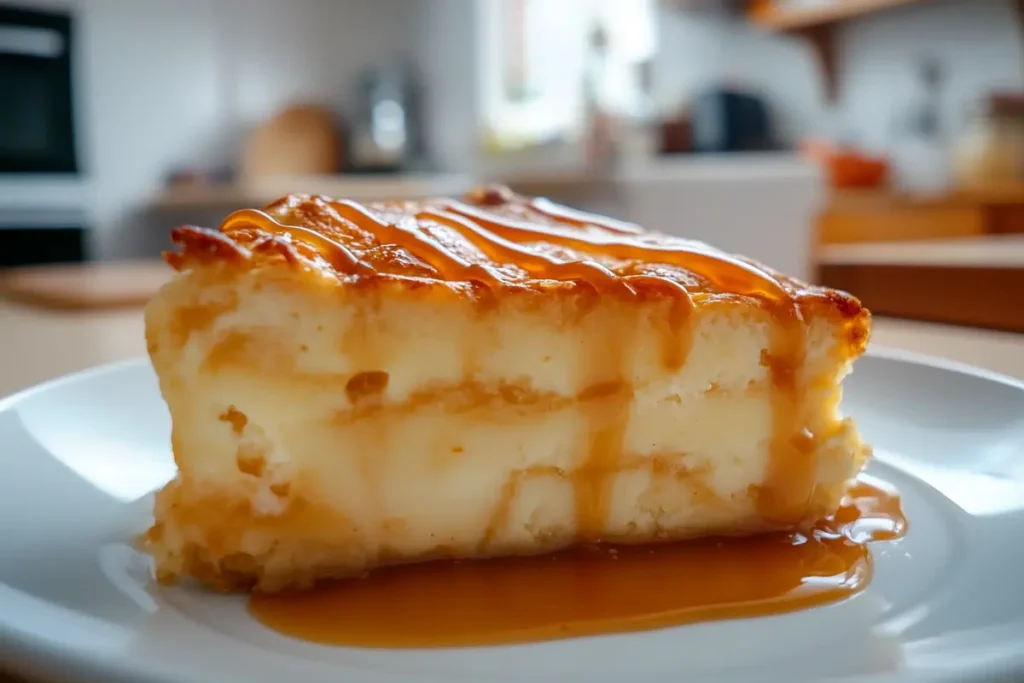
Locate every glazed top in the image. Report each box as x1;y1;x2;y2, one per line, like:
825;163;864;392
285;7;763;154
167;186;863;320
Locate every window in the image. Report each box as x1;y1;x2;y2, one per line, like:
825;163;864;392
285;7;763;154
480;0;656;148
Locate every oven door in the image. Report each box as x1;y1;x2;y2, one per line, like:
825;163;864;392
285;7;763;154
0;7;77;174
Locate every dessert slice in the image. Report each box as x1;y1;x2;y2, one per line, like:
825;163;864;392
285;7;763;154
145;186;871;592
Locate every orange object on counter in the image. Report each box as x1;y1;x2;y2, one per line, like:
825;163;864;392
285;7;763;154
827;151;889;189
801;139;890;189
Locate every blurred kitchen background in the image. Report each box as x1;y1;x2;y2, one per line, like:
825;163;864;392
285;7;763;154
1;0;1023;392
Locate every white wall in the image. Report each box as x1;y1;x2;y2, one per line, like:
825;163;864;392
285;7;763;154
654;0;1024;150
838;0;1024;151
415;0;1024;175
220;0;417;130
652;8;732;114
84;0;224;259
412;0;481;172
0;0;417;260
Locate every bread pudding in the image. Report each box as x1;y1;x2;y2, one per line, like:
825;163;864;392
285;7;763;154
144;186;871;591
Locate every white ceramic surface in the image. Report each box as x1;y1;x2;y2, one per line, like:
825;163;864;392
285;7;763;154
0;349;1022;683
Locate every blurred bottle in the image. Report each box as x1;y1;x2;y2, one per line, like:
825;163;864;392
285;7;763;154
619;60;658;167
658;96;693;155
582;24;618;171
953;93;1024;189
890;57;950;196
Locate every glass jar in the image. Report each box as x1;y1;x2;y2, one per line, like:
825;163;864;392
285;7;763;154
954;94;1024;189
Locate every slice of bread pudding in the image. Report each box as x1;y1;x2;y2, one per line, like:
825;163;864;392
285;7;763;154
145;187;871;591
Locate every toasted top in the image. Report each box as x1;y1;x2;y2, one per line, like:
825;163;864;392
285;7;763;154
166;186;866;328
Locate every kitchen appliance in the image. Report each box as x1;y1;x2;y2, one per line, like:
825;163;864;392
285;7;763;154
347;62;423;173
690;86;776;154
0;208;86;268
0;6;77;173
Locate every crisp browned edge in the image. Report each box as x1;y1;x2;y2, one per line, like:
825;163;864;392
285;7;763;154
164;207;871;353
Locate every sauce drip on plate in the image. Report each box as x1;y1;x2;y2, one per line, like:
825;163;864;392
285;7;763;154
249;477;906;648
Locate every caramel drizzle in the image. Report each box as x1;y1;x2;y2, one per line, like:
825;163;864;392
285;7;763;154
576;379;633;541
417;208;633;292
327;200;510;286
218;194;810;526
444;200;788;304
528;197;646;235
222;208;372;275
479;466;565;550
759;320;811;526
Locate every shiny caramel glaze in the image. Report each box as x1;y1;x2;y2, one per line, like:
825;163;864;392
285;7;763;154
249;476;905;648
164;187;870;534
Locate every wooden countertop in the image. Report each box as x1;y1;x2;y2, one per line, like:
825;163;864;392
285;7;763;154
817;235;1024;267
0;302;146;397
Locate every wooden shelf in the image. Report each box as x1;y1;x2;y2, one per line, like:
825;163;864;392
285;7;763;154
750;1;1024;100
747;0;934;100
749;0;929;32
829;184;1024;210
818;187;1024;246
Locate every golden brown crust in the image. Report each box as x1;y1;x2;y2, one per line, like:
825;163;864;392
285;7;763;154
166;225;250;271
163;187;868;335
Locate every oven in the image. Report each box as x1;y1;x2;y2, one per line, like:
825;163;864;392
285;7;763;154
0;5;77;174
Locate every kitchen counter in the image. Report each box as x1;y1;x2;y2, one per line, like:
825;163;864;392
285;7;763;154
496;153;817;188
150;173;475;211
148;154;816;209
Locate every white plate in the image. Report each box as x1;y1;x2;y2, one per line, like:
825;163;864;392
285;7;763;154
1;348;1023;683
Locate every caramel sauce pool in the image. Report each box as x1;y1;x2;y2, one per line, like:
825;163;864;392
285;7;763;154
249;478;906;648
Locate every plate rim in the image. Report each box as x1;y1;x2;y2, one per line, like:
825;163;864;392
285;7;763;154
0;356;148;413
0;349;1023;683
864;344;1024;392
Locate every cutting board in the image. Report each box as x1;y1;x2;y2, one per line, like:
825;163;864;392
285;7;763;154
0;260;172;310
